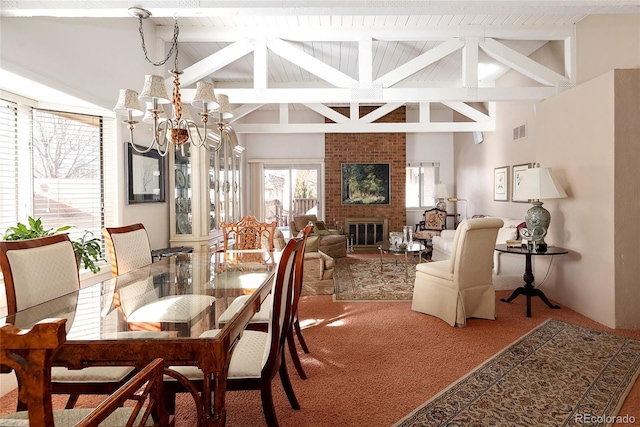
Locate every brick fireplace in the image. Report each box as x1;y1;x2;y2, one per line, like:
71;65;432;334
324;106;406;241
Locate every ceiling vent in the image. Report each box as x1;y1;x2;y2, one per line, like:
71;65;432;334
513;124;527;141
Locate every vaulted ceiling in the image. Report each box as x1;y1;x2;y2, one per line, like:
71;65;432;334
3;1;639;133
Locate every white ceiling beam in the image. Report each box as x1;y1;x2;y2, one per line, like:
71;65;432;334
254;38;268;90
462;37;479;89
302;103;350;123
479;38;569;87
168;25;574;43
375;39;465;87
359;103;404;123
266;38;358;88
441;102;491;122
180;39;255;85
228;103;265;122
233;121;496;134
183;85;557;103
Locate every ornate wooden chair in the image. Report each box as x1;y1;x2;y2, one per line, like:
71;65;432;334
219;215;277;251
415;207;447;241
0;318;172;427
0;234;136;409
165;235;305;427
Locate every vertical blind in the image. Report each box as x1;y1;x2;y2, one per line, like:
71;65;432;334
406;161;440;208
0;98;105;251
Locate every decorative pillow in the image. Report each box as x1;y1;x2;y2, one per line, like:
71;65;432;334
313;221;330;235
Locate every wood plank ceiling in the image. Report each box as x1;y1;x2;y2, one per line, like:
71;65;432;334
3;1;639;133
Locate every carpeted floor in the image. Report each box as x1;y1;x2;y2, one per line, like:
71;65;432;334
2;292;640;426
394;318;640;426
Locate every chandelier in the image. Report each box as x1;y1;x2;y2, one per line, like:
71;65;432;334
113;7;232;156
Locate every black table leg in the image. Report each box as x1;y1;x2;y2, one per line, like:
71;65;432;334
500;252;560;317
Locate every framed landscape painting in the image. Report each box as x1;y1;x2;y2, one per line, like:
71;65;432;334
494;166;508;201
341;163;390;205
512;163;531;202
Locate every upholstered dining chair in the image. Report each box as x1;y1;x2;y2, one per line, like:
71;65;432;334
165;235;305;427
102;223;153;276
103;223;213;336
0;234;136;409
0;318;172;427
411;217;504;327
217;223;314;379
219;215;278;251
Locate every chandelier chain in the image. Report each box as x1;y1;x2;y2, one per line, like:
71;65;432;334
137;16;180;68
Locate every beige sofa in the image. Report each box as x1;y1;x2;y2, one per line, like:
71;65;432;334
431;217;526;290
291;215;347;259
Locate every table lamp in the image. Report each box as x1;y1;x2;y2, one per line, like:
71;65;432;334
433;183;449;211
517;167;567;251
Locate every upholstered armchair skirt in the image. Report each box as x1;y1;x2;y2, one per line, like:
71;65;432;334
411;217;503;327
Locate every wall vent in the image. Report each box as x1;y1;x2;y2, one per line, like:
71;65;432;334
513;124;527;141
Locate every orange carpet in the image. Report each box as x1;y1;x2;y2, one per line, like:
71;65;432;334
2;293;639;426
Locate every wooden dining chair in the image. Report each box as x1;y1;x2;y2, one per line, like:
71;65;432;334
0;234;136;409
165;235;305;427
216;224;313;379
102;223;153;276
0;318;172;427
219;215;278;251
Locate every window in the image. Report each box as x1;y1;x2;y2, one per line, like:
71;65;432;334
0;98;105;260
406;162;440;208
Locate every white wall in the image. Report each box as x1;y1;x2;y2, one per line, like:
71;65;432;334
453;15;640;328
1;16;172;249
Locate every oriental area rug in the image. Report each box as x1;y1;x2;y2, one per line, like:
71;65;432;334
393;319;640;427
333;254;420;301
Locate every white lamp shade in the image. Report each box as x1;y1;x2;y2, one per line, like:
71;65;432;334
139;75;171;104
433;183;449;199
518;167;568;200
142;102;168;124
113;89;143;117
191;81;219;110
213;94;234;119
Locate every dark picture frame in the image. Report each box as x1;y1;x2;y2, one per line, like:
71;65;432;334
341;163;390;205
127;143;165;204
512;163;532;202
493;166;509;202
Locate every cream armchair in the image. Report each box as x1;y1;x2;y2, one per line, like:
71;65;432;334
411;217;504;327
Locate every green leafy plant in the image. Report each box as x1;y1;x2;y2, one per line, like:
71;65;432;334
71;231;102;274
2;216;70;240
2;216;102;274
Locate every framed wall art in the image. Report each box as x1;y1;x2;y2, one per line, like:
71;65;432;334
127;143;166;203
493;166;509;201
512;163;532;202
341;163;390;205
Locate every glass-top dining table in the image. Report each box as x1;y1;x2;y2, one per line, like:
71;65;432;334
0;249;280;427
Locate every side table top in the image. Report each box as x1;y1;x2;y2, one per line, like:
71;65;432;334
495;244;568;256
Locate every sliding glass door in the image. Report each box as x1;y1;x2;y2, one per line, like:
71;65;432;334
263;164;321;235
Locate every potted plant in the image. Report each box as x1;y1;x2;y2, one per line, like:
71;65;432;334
2;217;102;273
